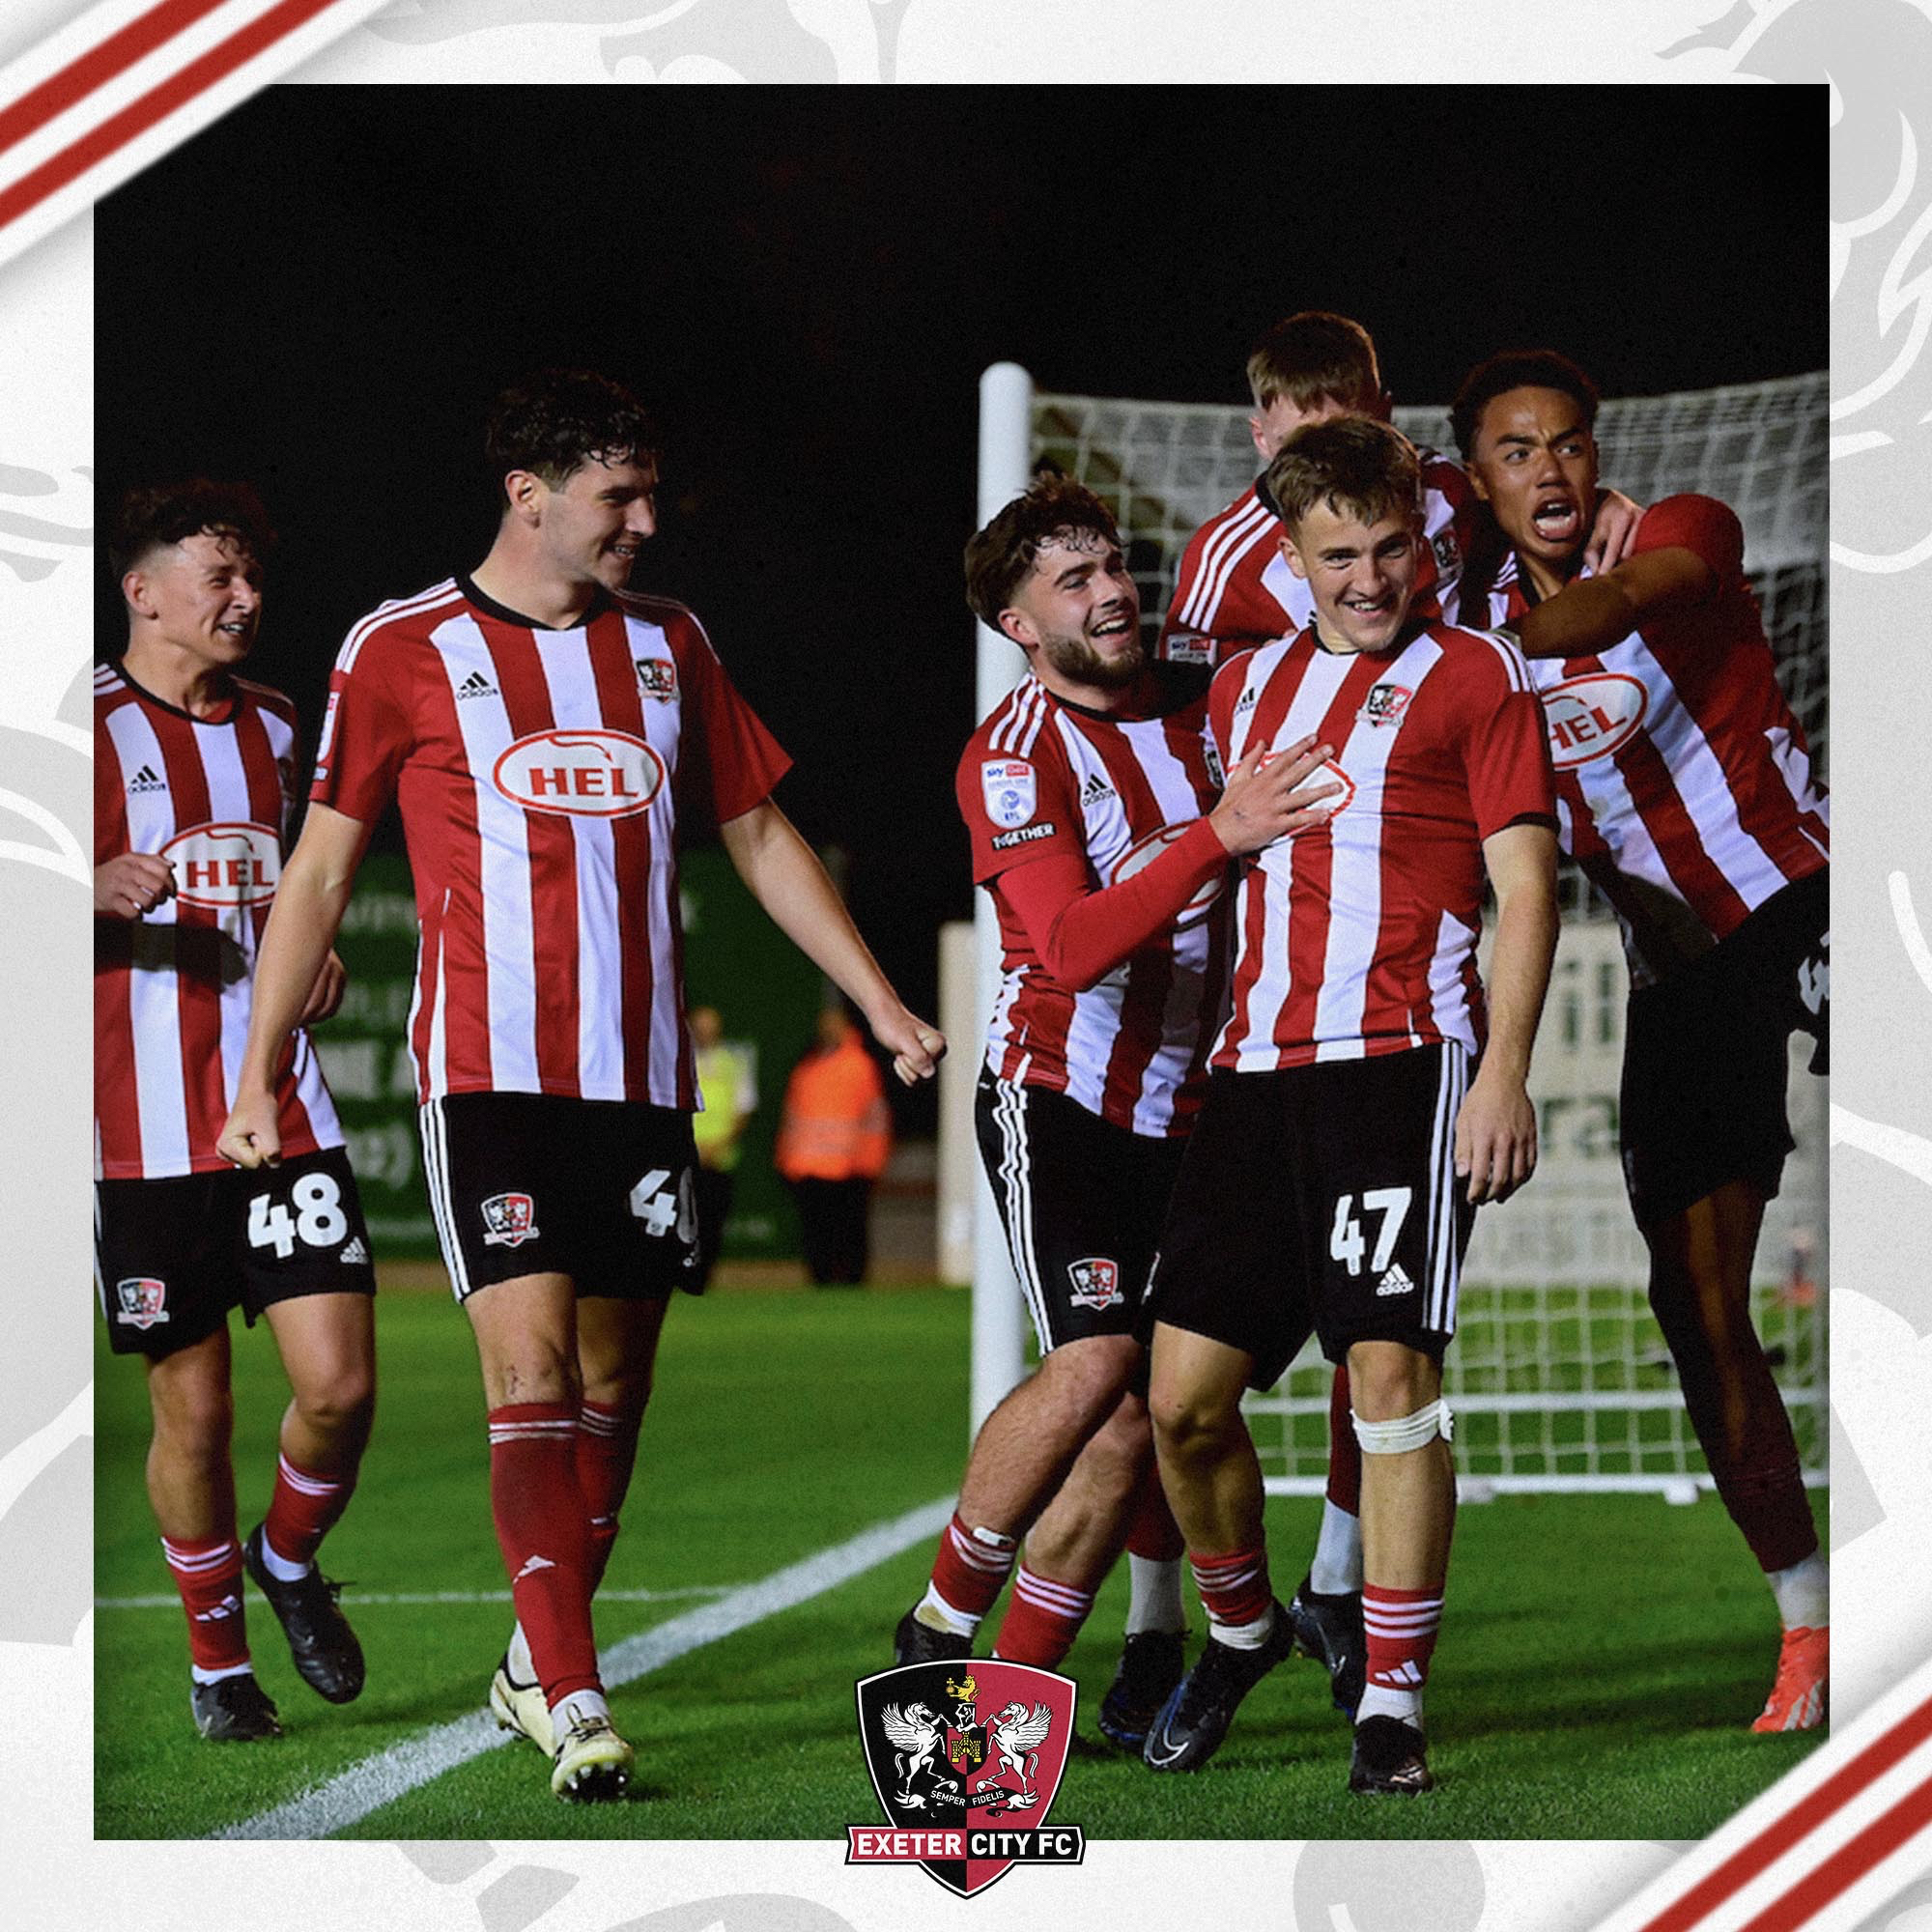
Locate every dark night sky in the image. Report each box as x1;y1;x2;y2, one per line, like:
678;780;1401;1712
97;85;1825;1110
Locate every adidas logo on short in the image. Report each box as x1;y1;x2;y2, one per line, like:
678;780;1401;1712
339;1236;369;1264
128;763;166;794
1080;772;1115;808
456;670;497;699
1376;1263;1416;1298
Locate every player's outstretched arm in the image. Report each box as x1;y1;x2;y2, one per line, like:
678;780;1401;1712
217;803;374;1168
1002;734;1341;993
1508;545;1716;660
1455;821;1558;1205
719;798;945;1087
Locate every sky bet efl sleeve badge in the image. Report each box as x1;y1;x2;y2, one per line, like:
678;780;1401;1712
980;758;1037;830
849;1660;1084;1896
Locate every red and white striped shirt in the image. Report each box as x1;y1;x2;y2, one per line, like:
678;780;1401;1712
959;669;1232;1136
1160;450;1480;666
1481;495;1829;988
1209;621;1553;1070
95;662;343;1179
312;577;790;1108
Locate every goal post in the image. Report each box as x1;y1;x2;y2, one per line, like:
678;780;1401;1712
950;361;1828;1491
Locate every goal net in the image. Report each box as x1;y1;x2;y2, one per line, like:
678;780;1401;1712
1011;370;1829;1494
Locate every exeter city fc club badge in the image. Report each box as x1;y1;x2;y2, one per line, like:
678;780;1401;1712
849;1661;1084;1897
1066;1256;1122;1310
115;1276;169;1331
635;656;677;700
480;1191;539;1248
1359;681;1413;728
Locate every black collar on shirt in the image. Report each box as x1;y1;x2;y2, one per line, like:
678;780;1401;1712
1049;658;1210;724
111;657;240;724
457;574;615;633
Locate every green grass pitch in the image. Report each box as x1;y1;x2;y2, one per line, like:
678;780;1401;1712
95;1282;1825;1840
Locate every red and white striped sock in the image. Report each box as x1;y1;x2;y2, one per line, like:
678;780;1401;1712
576;1399;643;1595
1189;1545;1276;1648
920;1513;1017;1636
161;1533;250;1680
487;1403;600;1706
1359;1582;1443;1725
261;1451;355;1577
992;1564;1095;1667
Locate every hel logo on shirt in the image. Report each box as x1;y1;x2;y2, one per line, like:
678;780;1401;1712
981;758;1037;830
1164;630;1214;666
1540;672;1649;769
1432;528;1462;575
493;729;667;818
1359;682;1413;728
850;1659;1084;1897
635;657;677;699
161;822;281;908
480;1191;540;1248
115;1276;169;1330
1066;1256;1122;1309
1108;824;1223;927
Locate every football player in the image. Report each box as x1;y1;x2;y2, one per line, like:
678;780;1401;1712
1455;348;1830;1732
219;371;944;1799
896;475;1338;1743
1141;418;1559;1795
97;481;375;1742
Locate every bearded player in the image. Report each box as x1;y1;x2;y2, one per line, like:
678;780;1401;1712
97;482;375;1743
895;476;1339;1741
220;370;943;1799
1142;417;1558;1795
1454;349;1831;1732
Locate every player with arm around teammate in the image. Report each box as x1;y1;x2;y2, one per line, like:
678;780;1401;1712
1141;417;1559;1795
96;482;375;1743
1453;349;1831;1733
218;370;944;1800
894;476;1340;1726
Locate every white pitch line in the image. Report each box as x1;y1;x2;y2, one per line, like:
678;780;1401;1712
213;1493;952;1840
97;1583;733;1611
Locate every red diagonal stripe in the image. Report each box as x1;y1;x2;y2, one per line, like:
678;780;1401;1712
1642;1696;1932;1932
1738;1770;1932;1932
0;0;342;233
0;0;232;158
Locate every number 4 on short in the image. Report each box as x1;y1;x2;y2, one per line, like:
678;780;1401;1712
629;1167;692;1239
1328;1187;1412;1277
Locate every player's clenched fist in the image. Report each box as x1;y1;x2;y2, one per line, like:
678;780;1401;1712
216;1087;283;1170
871;1007;947;1088
94;851;175;920
1208;732;1343;857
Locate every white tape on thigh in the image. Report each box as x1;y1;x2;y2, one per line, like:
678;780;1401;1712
1350;1399;1455;1454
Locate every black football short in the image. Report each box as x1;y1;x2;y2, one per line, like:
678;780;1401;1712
96;1145;376;1360
1146;1046;1476;1385
1620;867;1829;1230
975;1071;1188;1352
420;1092;700;1303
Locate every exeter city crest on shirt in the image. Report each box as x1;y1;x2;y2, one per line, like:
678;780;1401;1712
980;758;1037;830
1359;682;1414;729
480;1191;539;1248
115;1277;169;1330
635;656;678;700
849;1660;1084;1897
